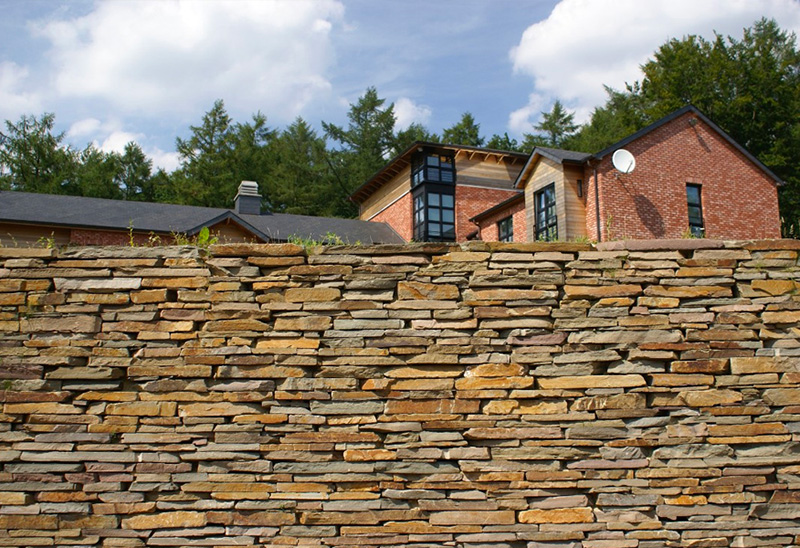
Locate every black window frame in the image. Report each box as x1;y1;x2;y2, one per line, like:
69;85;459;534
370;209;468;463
412;183;456;242
686;183;704;238
411;152;456;188
497;215;513;242
534;183;558;241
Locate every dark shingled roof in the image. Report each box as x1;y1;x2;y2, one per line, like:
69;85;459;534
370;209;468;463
534;146;592;164
469;192;524;223
512;146;591;189
0;191;404;244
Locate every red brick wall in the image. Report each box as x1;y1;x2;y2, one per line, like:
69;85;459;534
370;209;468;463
476;199;527;242
455;186;519;242
370;192;413;242
70;229;168;246
70;223;269;246
585;112;781;241
368;186;519;243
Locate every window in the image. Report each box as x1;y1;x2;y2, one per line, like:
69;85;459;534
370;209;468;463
535;183;557;241
411;149;457;242
497;216;513;242
412;153;455;187
686;183;704;237
413;187;455;241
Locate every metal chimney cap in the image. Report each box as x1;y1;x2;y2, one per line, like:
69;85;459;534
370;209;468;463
238;181;260;196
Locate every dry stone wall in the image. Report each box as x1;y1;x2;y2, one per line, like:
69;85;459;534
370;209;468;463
1;240;799;548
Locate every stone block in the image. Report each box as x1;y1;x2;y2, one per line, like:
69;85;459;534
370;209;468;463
564;284;642;299
538;374;645;389
274;316;332;331
429;510;515;525
54;277;141;291
398;281;459;300
122;511;207;529
285;288;341;302
518;507;594;524
762;389;800;406
20;315;100;333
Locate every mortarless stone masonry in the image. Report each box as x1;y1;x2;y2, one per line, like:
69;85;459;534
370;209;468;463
0;240;799;547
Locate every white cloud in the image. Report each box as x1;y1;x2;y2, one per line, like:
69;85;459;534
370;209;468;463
0;61;41;121
394;97;432;130
66;118;142;153
100;131;143;154
509;0;800;131
148;148;181;172
32;0;344;122
508;93;546;135
67;117;102;138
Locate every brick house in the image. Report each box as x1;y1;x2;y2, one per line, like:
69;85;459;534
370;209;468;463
0;182;403;247
350;143;527;242
358;106;783;243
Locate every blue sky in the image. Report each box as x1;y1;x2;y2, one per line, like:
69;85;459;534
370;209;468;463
2;0;799;171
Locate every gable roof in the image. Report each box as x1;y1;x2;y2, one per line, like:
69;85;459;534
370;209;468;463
469;192;524;223
512;105;784;189
512;146;591;189
592;105;784;186
349;141;527;204
0;191;404;244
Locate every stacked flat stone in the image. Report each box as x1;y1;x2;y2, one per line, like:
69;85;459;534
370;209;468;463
0;239;799;547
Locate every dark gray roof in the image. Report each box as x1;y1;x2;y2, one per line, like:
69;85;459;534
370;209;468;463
534;146;592;164
239;211;404;244
469;192;524;223
512;146;591;189
0;191;404;244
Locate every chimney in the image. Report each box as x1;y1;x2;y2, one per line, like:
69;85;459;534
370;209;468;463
234;181;261;215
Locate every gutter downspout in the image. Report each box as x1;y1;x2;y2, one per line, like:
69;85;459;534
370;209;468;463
593;164;601;242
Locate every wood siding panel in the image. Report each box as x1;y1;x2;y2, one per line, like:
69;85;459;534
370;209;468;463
0;222;71;247
454;152;524;190
208;221;260;243
524;158;565;241
563;165;587;240
360;167;411;221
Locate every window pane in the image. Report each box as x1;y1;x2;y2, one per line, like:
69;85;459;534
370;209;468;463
428;193;440;207
686;184;704;237
498;216;513;242
535;183;558;241
443;224;455;240
686;185;701;205
429;223;441;237
440;170;453;183
430;208;440;222
426;155;438;166
443;210;454;223
442;194;454;208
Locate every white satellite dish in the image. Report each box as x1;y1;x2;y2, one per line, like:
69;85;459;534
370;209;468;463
612;149;636;174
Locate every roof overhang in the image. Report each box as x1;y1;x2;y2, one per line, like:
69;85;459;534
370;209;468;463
193;211;272;242
513;148;589;189
470;192;525;224
349;141;527;204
